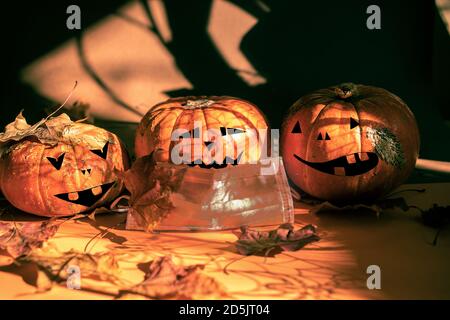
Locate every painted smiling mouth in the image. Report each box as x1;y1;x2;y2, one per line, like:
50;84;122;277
294;152;379;176
187;152;243;169
54;182;115;207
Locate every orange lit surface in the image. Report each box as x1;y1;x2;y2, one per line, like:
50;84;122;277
1;183;449;300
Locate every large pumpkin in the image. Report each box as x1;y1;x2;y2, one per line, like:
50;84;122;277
281;83;420;202
0;113;129;217
135;96;269;166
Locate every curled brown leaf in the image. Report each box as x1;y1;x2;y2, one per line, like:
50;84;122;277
235;223;320;256
0;220;59;258
118;154;185;231
119;256;226;299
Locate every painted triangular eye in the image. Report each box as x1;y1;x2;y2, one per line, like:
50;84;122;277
47;153;65;170
228;128;245;135
350;117;359;129
325;132;331;140
317;133;323;140
204;141;214;149
90;142;109;159
291;121;302;133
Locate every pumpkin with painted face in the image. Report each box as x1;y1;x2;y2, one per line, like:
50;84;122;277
281;83;420;202
135;96;269;167
0;113;129;217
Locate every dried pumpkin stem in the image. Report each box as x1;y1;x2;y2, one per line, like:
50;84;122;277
182;99;215;109
335;83;358;99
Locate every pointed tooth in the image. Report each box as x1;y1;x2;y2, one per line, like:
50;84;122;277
346;154;357;164
334;167;346;176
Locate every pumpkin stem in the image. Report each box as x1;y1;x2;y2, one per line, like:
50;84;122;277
335;83;358;99
182;99;215;109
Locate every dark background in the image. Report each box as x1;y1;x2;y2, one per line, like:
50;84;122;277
0;0;449;169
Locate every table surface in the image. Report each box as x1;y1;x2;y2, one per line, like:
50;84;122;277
1;183;449;300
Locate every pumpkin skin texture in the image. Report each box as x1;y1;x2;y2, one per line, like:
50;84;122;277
135;96;269;166
0;115;129;217
281;83;420;203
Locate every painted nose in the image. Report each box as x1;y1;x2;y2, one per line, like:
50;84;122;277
81;168;92;176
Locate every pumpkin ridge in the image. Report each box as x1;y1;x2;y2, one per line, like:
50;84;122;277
37;144;51;215
200;107;210;144
158;109;184;156
69;142;82;211
139;108;168;135
303;102;334;193
350;99;364;196
167;108;191;162
146;107;178;134
211;104;262;161
204;102;246;161
214;103;253;161
215;103;263;133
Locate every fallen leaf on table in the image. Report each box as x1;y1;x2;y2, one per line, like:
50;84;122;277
416;204;450;246
234;223;320;256
119;256;226;299
23;246;123;285
302;188;426;216
310;202;379;216
420;204;450;229
117;153;185;231
309;197;413;217
0;220;59;258
13;246;127;295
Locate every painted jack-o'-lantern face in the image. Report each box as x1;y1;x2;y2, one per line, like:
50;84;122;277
135;96;269;167
0;113;129;217
281;83;420;202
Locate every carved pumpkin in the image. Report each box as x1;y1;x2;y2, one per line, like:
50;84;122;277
0;113;129;217
281;83;420;202
135;96;269;167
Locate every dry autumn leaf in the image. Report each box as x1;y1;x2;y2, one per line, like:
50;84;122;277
309;196;417;217
0;112;110;158
23;246;124;285
11;246;128;295
118;154;185;231
0;220;59;258
119;256;226;300
234;223;320;256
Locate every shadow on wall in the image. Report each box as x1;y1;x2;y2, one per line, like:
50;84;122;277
1;0;449;161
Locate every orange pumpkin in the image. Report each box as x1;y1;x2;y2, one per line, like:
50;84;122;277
0;113;129;217
135;96;269;166
281;83;420;202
